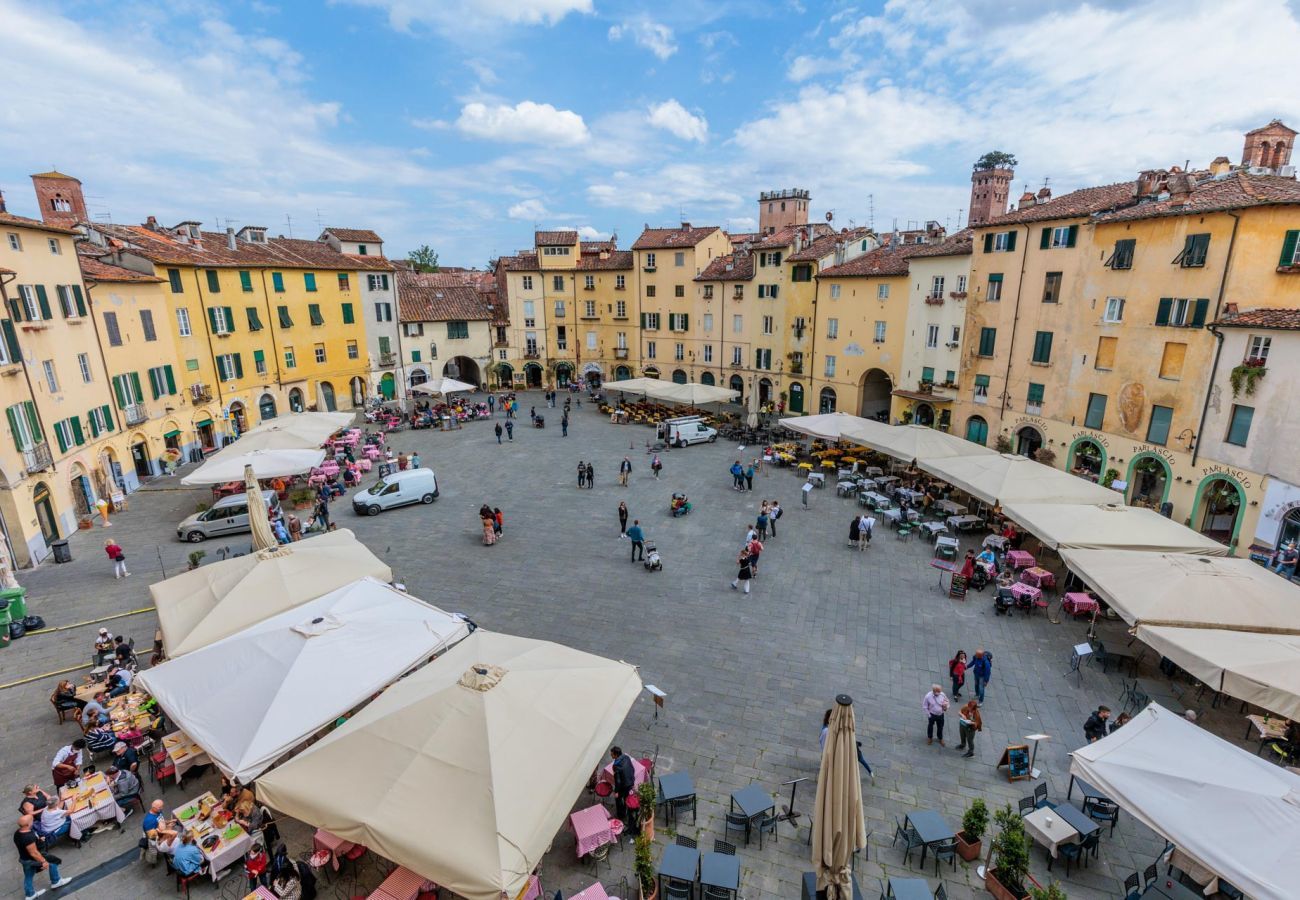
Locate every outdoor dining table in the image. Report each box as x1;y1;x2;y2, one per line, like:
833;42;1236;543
367;865;438;900
982;534;1009;552
700;851;741;898
244;889;278;900
313;827;355;870
861;491;893;509
1062;593;1099;616
1243;714;1290;751
945;514;983;532
570;803;615;858
1010;582;1043;608
519;874;542;900
875;474;900;487
1023;806;1080;860
863;466;884;477
935;499;966;516
658;843;699;893
173;791;251;880
934;535;959;556
1006;549;1036;569
807;471;826;487
883;507;919;526
567;882;610;900
1021;566;1056;589
658;771;696;826
896;488;924;504
730;783;775;821
1142;879;1208;900
1066;774;1111;805
837;480;860;497
58;771;126;838
904;810;954;866
162;730;212;787
600;756;649;789
920;520;948;537
886;877;932;900
1167;847;1220;895
1054;803;1099;842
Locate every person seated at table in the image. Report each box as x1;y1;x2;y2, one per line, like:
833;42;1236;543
976;547;998;572
111;741;139;774
233;791;264;834
172;833;208;877
52;680;85;713
105;665;132;698
94;627;115;665
271;868;303;899
85;722;118;754
18;784;52;816
112;636;136;668
36;798;76;846
107;765;141;810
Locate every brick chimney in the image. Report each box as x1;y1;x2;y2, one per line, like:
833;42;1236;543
30;170;87;227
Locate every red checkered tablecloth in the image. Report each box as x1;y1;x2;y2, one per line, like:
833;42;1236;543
570;803;614;858
368;865;437;900
568;883;610;900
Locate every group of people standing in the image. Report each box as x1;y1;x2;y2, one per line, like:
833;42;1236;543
920;648;993;758
478;505;504;545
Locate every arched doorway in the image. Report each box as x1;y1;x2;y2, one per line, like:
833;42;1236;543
379;372;395;400
32;481;58;544
645;367;661;380
1126;454;1170;510
408;368;429;388
259;393;278;422
318;382;337;412
523;363;543;388
671;369;688;384
350;376;366;406
444;356;480;387
819;386;837;413
1193;475;1245;546
789;382;805;413
913;403;935;427
228;401;248;435
614;366;631;381
194;415;216;450
1015;425;1043;458
69;464;94;518
859;368;892;420
554;362;574;386
494;363;513;387
130;434;152;479
97;446;122;495
965;415;988;445
583;363;603;387
700;371;715;386
1068;437;1105;481
758;377;772;405
728;375;743;404
1277;507;1300;550
288;388;305;412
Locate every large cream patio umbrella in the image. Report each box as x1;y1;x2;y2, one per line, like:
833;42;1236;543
238;411;354;446
1001;502;1230;554
151;529;392;656
813;694;866;899
410;376;477;397
257;631;643;900
842;422;997;464
242;464;278;552
779;412;886;443
919;452;1119;506
181;447;326;485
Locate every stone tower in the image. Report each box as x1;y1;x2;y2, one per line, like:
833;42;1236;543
758;188;810;235
1242;120;1295;171
30;170;87;228
968;156;1015;226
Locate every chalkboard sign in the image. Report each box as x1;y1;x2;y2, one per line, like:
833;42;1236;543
949;574;968;601
997;744;1031;781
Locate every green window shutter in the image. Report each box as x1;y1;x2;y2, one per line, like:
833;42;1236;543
1066;225;1078;247
921;366;935;382
206;270;221;293
7;298;22;323
24;402;41;442
1228;406;1254;445
71;285;87;316
272;272;285;293
978;327;996;356
1;320;18;362
35;285;52;319
246;307;260;331
71;416;84;445
233;353;244;379
983;234;994;253
6;407;19;452
278;306;293;328
208;307;220;333
411;350;421;362
1040;227;1051;250
1033;331;1053;363
974;374;990;387
253;349;265;364
1280;230;1300;267
681;313;688;331
1027;382;1045;403
112;375;126;409
164;365;176;395
148;368;161;399
1191;298;1209;327
89;409;100;438
378;336;390;354
100;405;113;432
223;306;234;332
239;271;253;292
54;422;67;453
168;269;183;293
342;303;354;324
129;372;143;404
1155;298;1172;326
640;312;647;328
1005;231;1017;251
309;303;323;325
304;273;317;292
988;273;1003;283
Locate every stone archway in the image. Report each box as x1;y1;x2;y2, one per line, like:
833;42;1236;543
444;356;480;387
965;415;988;446
1068;437;1105;481
758;377;773;405
1193;475;1246;547
788;381;805;413
700;371;715;386
819;386;837;413
614;365;631;381
1015;425;1043;458
1126;454;1170;510
318;381;337;412
913;402;935;427
644;367;661;380
32;481;58;544
728;374;743;403
259;393;278;422
288;388;305;412
68;463;94;518
554;362;574;386
493;363;513;388
228;401;248;435
672;369;688;384
858;368;892;420
523;362;543;388
408;368;429;388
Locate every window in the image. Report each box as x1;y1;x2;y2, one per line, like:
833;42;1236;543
1084;393;1107;429
374;302;392;322
367;273;390;291
411;349;422;362
1155;297;1208;327
763;316;775;335
668;313;689;331
48;238;61;255
978;327;996;357
553;301;566;319
522;275;534;291
674;252;685;266
207;306;234;334
646;341;656;359
524;332;537;353
758;251;782;266
541;246;570;256
552;275;564;291
615;275;625;290
757;284;780;299
584;275;594;290
646;285;657;298
732;314;743;334
755;348;772;370
921;366;935;383
950;325;961;345
617;332;627;349
674;285;685;298
238;271;253;292
1026;382;1045;414
1031;331;1054;364
341;302;354;325
167;269;184;293
272;272;285;293
877;284;889;299
1103;297;1125;323
308;303;324;326
56;285;83;318
216;353;242;381
77;353;91;383
973;374;990;403
702;313;713;332
147;365;176;397
926;324;939;349
1159;342;1187;379
733;284;744;299
645;252;657;269
447;321;469;340
731;346;742;366
675;342;685;361
957;275;967;293
186;358;199;371
403;322;424;337
1226;405;1254;446
642;312;661;330
88;406;111;436
312;343;326;363
1106;238;1136;269
874;321;886;343
1174;233;1210;267
18;285;45;321
53;417;82;451
176;307;191;336
1280;230;1300;267
983;231;1017;253
1095;335;1117;370
987;273;1003;301
587;331;597;351
112;373;143;407
6;233;20;251
824;355;836;377
1146;405;1173;445
615;300;627;318
830;284;841;299
254;349;267;374
930;276;945;299
792;264;812;282
103;312;122;346
1247;334;1271;362
1041;225;1078;249
338;273;350;291
583;300;596;318
703;344;713;362
1042;272;1062;303
304;273;318;292
204;270;221;293
378;335;391;356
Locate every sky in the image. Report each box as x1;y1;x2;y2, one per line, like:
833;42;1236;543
1;0;1299;266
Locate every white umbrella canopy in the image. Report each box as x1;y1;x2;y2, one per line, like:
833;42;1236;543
813;694;867;899
611;378;738;405
135;577;470;782
779;412;886;443
410;377;477;396
182;447;325;485
843;422;997;464
238;412;354;445
151;529;393;656
1001;502;1230;554
256;631;642;900
919;452;1119;506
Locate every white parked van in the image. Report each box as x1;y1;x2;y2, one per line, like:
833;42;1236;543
658;415;718;448
176;490;281;542
351;467;439;516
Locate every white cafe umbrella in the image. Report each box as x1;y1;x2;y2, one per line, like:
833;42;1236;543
238;412;354;446
182;448;325;485
410;377;477;397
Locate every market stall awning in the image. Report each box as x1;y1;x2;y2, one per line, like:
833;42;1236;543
919;452;1119;506
136;577;469;783
1071;704;1300;900
1001;502;1230;554
410;377;477;396
778;412;887;443
1058;549;1300;634
257;631;642;900
151;529;393;656
612;378;738;405
841;423;997;464
181;447;326;485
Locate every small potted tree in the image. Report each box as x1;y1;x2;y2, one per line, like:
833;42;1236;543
634;832;658;900
956;798;988;861
1030;882;1067;900
637;779;657;842
985;804;1031;900
187;549;206;571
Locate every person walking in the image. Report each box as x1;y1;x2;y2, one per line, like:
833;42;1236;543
505;419;514;441
1083;706;1111;743
729;460;744;491
956;699;982;758
619;457;632;487
561;413;569;437
585;461;595;489
495;422;503;444
948;650;967;699
820;709;875;781
746;535;763;577
530;406;537;424
651;454;662;479
923;684;949;745
104;539;129;579
730;548;754;594
577;461;587;489
769;500;781;538
756;504;769;541
848;515;861;548
488;394;496;416
970;648;992;704
626;520;645;562
610;747;635;832
16;813;71;900
618;501;629;534
858;513;874;550
744;462;755;492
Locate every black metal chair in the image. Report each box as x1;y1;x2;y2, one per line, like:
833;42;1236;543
931;837;958;876
1123;872;1141;900
1054;841;1083;876
1218;879;1244;899
1142;862;1157;888
675;835;697;849
670;790;698;826
1117;677;1137;705
1017;796;1036;817
713;839;735;856
702;887;732;900
933;884;947;900
1084;796;1121;835
1080;831;1100;866
1033;783;1052;809
663;879;692;899
755;811;779;849
723;811;751;846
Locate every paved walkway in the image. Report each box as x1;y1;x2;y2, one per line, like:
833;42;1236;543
0;391;1260;898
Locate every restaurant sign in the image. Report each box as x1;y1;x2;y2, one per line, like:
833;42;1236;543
1130;443;1176;464
1071;430;1109;448
1200;463;1252;489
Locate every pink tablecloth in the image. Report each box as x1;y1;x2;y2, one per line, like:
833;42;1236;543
313;828;355;870
1010;582;1043;604
1063;593;1099;615
519;874;542;900
569;884;610;900
244;889;278;900
368;866;437;900
600;756;648;788
570;804;615;858
1021;566;1056;588
1007;550;1036;569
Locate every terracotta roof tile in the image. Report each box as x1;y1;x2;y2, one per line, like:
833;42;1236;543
576;250;633;271
0;211;78;235
818;242;924;278
1213;307;1300;330
907;228;974;259
396;269;493;322
632;225;720;250
535;230;578;246
786;227;875;262
91;223;392;270
580;240;617;254
77;254;164;284
695;252;754;282
499;253;539;273
29;170;80;181
989;181;1138;225
322;228;382;243
1093;172;1300;223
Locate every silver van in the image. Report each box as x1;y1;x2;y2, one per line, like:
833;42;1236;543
351;467;439;516
177;490;281;543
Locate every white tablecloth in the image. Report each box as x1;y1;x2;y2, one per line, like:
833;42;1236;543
173;792;252;880
163;731;211;786
60;773;125;838
1023;807;1079;858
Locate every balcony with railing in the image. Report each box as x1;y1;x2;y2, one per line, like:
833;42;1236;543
22;442;52;473
924;293;945;305
614;348;629;359
189;383;212;403
378;351;397;367
524;350;540;360
124;404;148;426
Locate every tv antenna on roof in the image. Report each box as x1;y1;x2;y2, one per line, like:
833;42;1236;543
868;194;875;230
283;214;294;239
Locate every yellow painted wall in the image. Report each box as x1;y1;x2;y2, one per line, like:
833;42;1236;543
811;272;909;414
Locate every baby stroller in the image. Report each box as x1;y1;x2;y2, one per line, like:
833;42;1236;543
533;414;545;428
642;540;662;571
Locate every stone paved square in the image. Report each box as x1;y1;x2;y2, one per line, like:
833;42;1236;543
0;392;1257;899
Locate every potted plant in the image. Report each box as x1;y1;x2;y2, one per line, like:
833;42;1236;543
1229;357;1267;397
637;779;657;842
187;550;206;571
1101;468;1120;489
1030;883;1067;900
956;798;988;861
288;487;315;510
78;515;94;530
634;832;658;900
1034;447;1057;467
985;804;1031;900
995;435;1013;453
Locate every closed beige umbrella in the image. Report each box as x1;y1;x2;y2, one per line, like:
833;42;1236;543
243;464;280;552
813;694;866;899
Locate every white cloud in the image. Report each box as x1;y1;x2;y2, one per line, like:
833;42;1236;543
726;216;757;232
455;101;589;145
786;54;842;82
647;100;708;143
342;0;592;33
608;17;677;59
587;164;744;215
508;198;548;220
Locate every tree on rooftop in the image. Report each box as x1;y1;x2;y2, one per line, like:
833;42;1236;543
408;245;439;273
974;151;1018;171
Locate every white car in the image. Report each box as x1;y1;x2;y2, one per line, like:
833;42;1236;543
351;468;439;516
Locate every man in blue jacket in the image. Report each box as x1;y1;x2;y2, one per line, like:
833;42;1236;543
626;520;645;562
970;648;993;704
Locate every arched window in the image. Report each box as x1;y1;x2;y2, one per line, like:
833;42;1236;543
965;416;988;445
671;369;688;384
819;387;837;413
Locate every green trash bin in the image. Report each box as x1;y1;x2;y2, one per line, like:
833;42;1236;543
0;599;10;650
0;586;27;621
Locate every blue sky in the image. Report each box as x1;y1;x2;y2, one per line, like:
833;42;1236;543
2;0;1299;265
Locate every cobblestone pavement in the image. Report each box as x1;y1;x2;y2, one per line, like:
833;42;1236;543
0;391;1255;899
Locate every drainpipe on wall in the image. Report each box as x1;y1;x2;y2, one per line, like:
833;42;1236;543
998;224;1033;421
1191;212;1240;466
